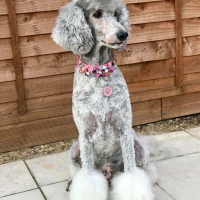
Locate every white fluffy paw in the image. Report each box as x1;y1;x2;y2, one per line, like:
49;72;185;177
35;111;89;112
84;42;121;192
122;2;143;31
69;169;108;200
110;168;154;200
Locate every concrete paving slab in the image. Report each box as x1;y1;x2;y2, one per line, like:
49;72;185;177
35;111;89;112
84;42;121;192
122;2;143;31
154;185;174;200
41;181;69;200
186;127;200;140
156;153;200;200
0;161;37;197
0;189;45;200
25;151;70;186
152;131;200;161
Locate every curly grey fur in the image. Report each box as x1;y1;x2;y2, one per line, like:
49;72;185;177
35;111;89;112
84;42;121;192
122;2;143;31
51;2;94;55
52;0;154;196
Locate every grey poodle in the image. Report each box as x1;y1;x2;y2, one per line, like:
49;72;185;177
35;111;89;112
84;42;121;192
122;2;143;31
52;0;158;200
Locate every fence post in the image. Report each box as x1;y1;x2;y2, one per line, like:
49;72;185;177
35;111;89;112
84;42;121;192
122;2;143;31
175;0;183;88
6;0;26;115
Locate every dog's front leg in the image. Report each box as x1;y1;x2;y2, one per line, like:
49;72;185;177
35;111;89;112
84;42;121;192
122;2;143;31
69;134;108;200
110;126;154;200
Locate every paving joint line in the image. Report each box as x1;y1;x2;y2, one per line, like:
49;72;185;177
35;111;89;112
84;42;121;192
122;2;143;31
156;183;176;200
40;179;69;188
185;130;200;141
23;160;48;200
0;188;37;198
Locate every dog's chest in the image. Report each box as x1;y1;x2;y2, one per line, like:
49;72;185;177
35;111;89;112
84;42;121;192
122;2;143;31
72;66;132;140
72;66;130;110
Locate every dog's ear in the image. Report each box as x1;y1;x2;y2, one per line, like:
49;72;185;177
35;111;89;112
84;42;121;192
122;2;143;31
118;4;131;33
51;2;94;55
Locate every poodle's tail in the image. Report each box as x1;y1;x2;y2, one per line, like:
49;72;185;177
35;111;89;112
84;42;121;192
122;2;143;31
138;135;177;161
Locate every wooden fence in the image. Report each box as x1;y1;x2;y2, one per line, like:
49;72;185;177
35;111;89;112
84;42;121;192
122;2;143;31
0;0;200;153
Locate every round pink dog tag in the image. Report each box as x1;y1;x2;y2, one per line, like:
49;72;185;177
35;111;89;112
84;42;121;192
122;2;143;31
103;87;112;97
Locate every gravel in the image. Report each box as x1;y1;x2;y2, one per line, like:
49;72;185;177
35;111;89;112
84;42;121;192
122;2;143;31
1;113;200;165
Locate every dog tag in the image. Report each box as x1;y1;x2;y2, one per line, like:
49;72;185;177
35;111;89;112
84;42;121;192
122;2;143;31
103;87;112;97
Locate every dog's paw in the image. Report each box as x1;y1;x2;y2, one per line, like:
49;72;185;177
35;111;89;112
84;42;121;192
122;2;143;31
69;169;108;200
110;168;154;200
136;148;150;169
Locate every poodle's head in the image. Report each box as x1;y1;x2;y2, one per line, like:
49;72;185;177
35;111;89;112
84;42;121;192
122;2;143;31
51;0;130;55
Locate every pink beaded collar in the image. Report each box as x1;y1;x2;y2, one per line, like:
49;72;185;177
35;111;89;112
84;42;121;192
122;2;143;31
76;54;117;77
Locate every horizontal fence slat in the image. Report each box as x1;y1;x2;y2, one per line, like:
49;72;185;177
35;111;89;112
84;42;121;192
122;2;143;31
24;73;74;99
22;52;77;79
163;91;200;108
133;108;161;125
132;99;161;126
26;93;72;112
183;72;200;94
129;0;200;24
128;76;175;94
19;34;66;58
0;81;18;103
129;21;175;44
162;91;200;119
183;55;200;74
128;1;175;24
0;38;13;60
0;114;75;142
0;124;77;153
132;98;160;112
0;114;77;152
0;59;15;82
183;35;200;57
14;0;70;14
130;87;182;103
16;11;57;37
0;0;8;15
182;18;200;37
0;102;18;118
116;39;175;65
0;105;73;127
120;58;175;84
163;101;200;119
182;0;200;20
0;15;10;38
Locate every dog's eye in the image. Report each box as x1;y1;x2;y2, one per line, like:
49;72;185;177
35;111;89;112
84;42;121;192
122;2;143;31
114;10;119;17
93;10;102;18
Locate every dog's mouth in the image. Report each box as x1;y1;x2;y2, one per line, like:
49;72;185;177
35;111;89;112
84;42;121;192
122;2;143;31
101;40;123;46
109;42;123;46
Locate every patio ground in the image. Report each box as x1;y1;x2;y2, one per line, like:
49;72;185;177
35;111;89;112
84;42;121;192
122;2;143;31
0;127;200;200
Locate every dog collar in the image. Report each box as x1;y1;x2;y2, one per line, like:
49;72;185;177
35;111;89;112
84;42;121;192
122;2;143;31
76;53;117;77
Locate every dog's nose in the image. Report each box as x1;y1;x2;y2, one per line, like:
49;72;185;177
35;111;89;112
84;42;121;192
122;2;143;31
116;31;128;41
